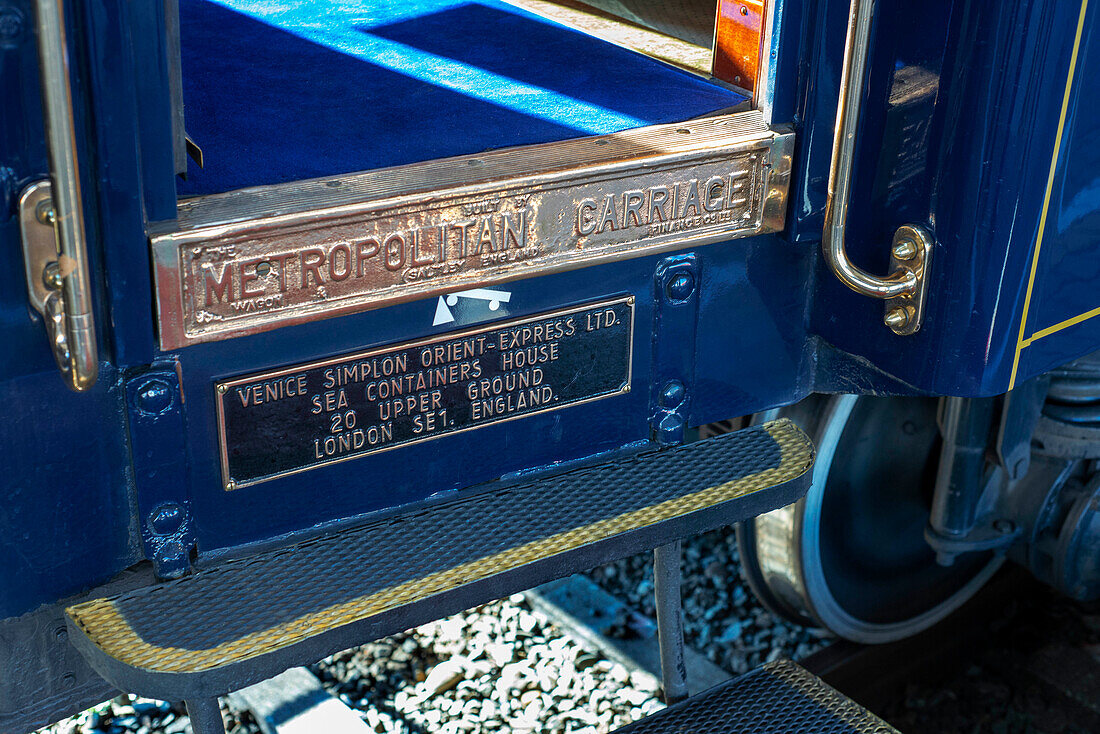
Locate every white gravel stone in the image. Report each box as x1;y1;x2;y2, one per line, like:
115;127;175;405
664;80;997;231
306;597;663;733
421;658;466;696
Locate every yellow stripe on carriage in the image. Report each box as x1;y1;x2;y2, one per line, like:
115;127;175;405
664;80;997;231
1010;0;1091;389
1021;303;1100;348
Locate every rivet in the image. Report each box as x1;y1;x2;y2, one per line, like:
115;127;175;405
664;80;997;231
994;519;1016;535
55;626;68;642
61;673;76;689
660;380;686;408
884;307;910;331
217;383;228;394
666;272;695;302
135;378;173;415
225;480;237;491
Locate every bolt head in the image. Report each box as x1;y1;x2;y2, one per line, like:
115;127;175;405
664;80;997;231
666;272;695;302
35;200;56;225
43;261;63;291
658;413;684;443
158;539;187;563
135;378;173;415
660;380;686;408
884;307;910;330
892;239;918;261
149;502;185;535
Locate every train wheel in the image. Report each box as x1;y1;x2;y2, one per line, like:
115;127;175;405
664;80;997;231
738;394;1003;643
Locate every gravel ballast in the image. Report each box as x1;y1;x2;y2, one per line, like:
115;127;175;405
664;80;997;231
37;698;259;734
311;595;664;733
38;594;664;734
587;525;830;674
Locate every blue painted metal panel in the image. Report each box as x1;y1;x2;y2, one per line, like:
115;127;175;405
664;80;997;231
805;0;1100;396
0;368;139;618
79;0;166;366
1008;0;1100;386
692;234;814;419
2;0;1100;620
171;238;816;557
0;0;816;583
132;0;787;557
0;0;141;618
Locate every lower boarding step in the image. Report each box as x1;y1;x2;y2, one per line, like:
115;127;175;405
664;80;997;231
617;659;900;734
65;419;813;702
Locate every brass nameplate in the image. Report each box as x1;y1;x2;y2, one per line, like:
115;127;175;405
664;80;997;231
216;298;633;488
153;111;792;348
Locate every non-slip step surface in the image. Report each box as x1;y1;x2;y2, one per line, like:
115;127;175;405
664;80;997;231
67;420;811;685
616;660;900;734
176;0;746;196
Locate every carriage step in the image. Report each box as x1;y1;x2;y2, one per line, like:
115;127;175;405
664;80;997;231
616;660;900;734
66;419;813;701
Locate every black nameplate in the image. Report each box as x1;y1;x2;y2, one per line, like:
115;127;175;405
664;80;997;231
216;297;634;488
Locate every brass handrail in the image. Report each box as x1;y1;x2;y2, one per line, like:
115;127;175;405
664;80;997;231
33;0;98;390
821;0;933;334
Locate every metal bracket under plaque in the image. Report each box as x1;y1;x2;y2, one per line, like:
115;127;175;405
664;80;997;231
151;110;793;349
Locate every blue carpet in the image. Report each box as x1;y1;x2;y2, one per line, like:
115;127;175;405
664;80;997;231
177;0;744;196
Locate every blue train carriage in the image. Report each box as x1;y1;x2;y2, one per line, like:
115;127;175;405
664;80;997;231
1;0;1098;730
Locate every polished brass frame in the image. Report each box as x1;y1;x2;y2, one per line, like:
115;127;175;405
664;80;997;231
151;110;793;349
214;296;635;489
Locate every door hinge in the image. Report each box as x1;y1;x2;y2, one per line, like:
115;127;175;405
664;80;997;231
19;180;98;390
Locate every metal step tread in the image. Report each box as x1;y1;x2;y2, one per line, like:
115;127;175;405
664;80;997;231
617;660;900;734
66;419;812;700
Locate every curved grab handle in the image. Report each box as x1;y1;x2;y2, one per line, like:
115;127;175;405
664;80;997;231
822;0;933;335
31;0;98;390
